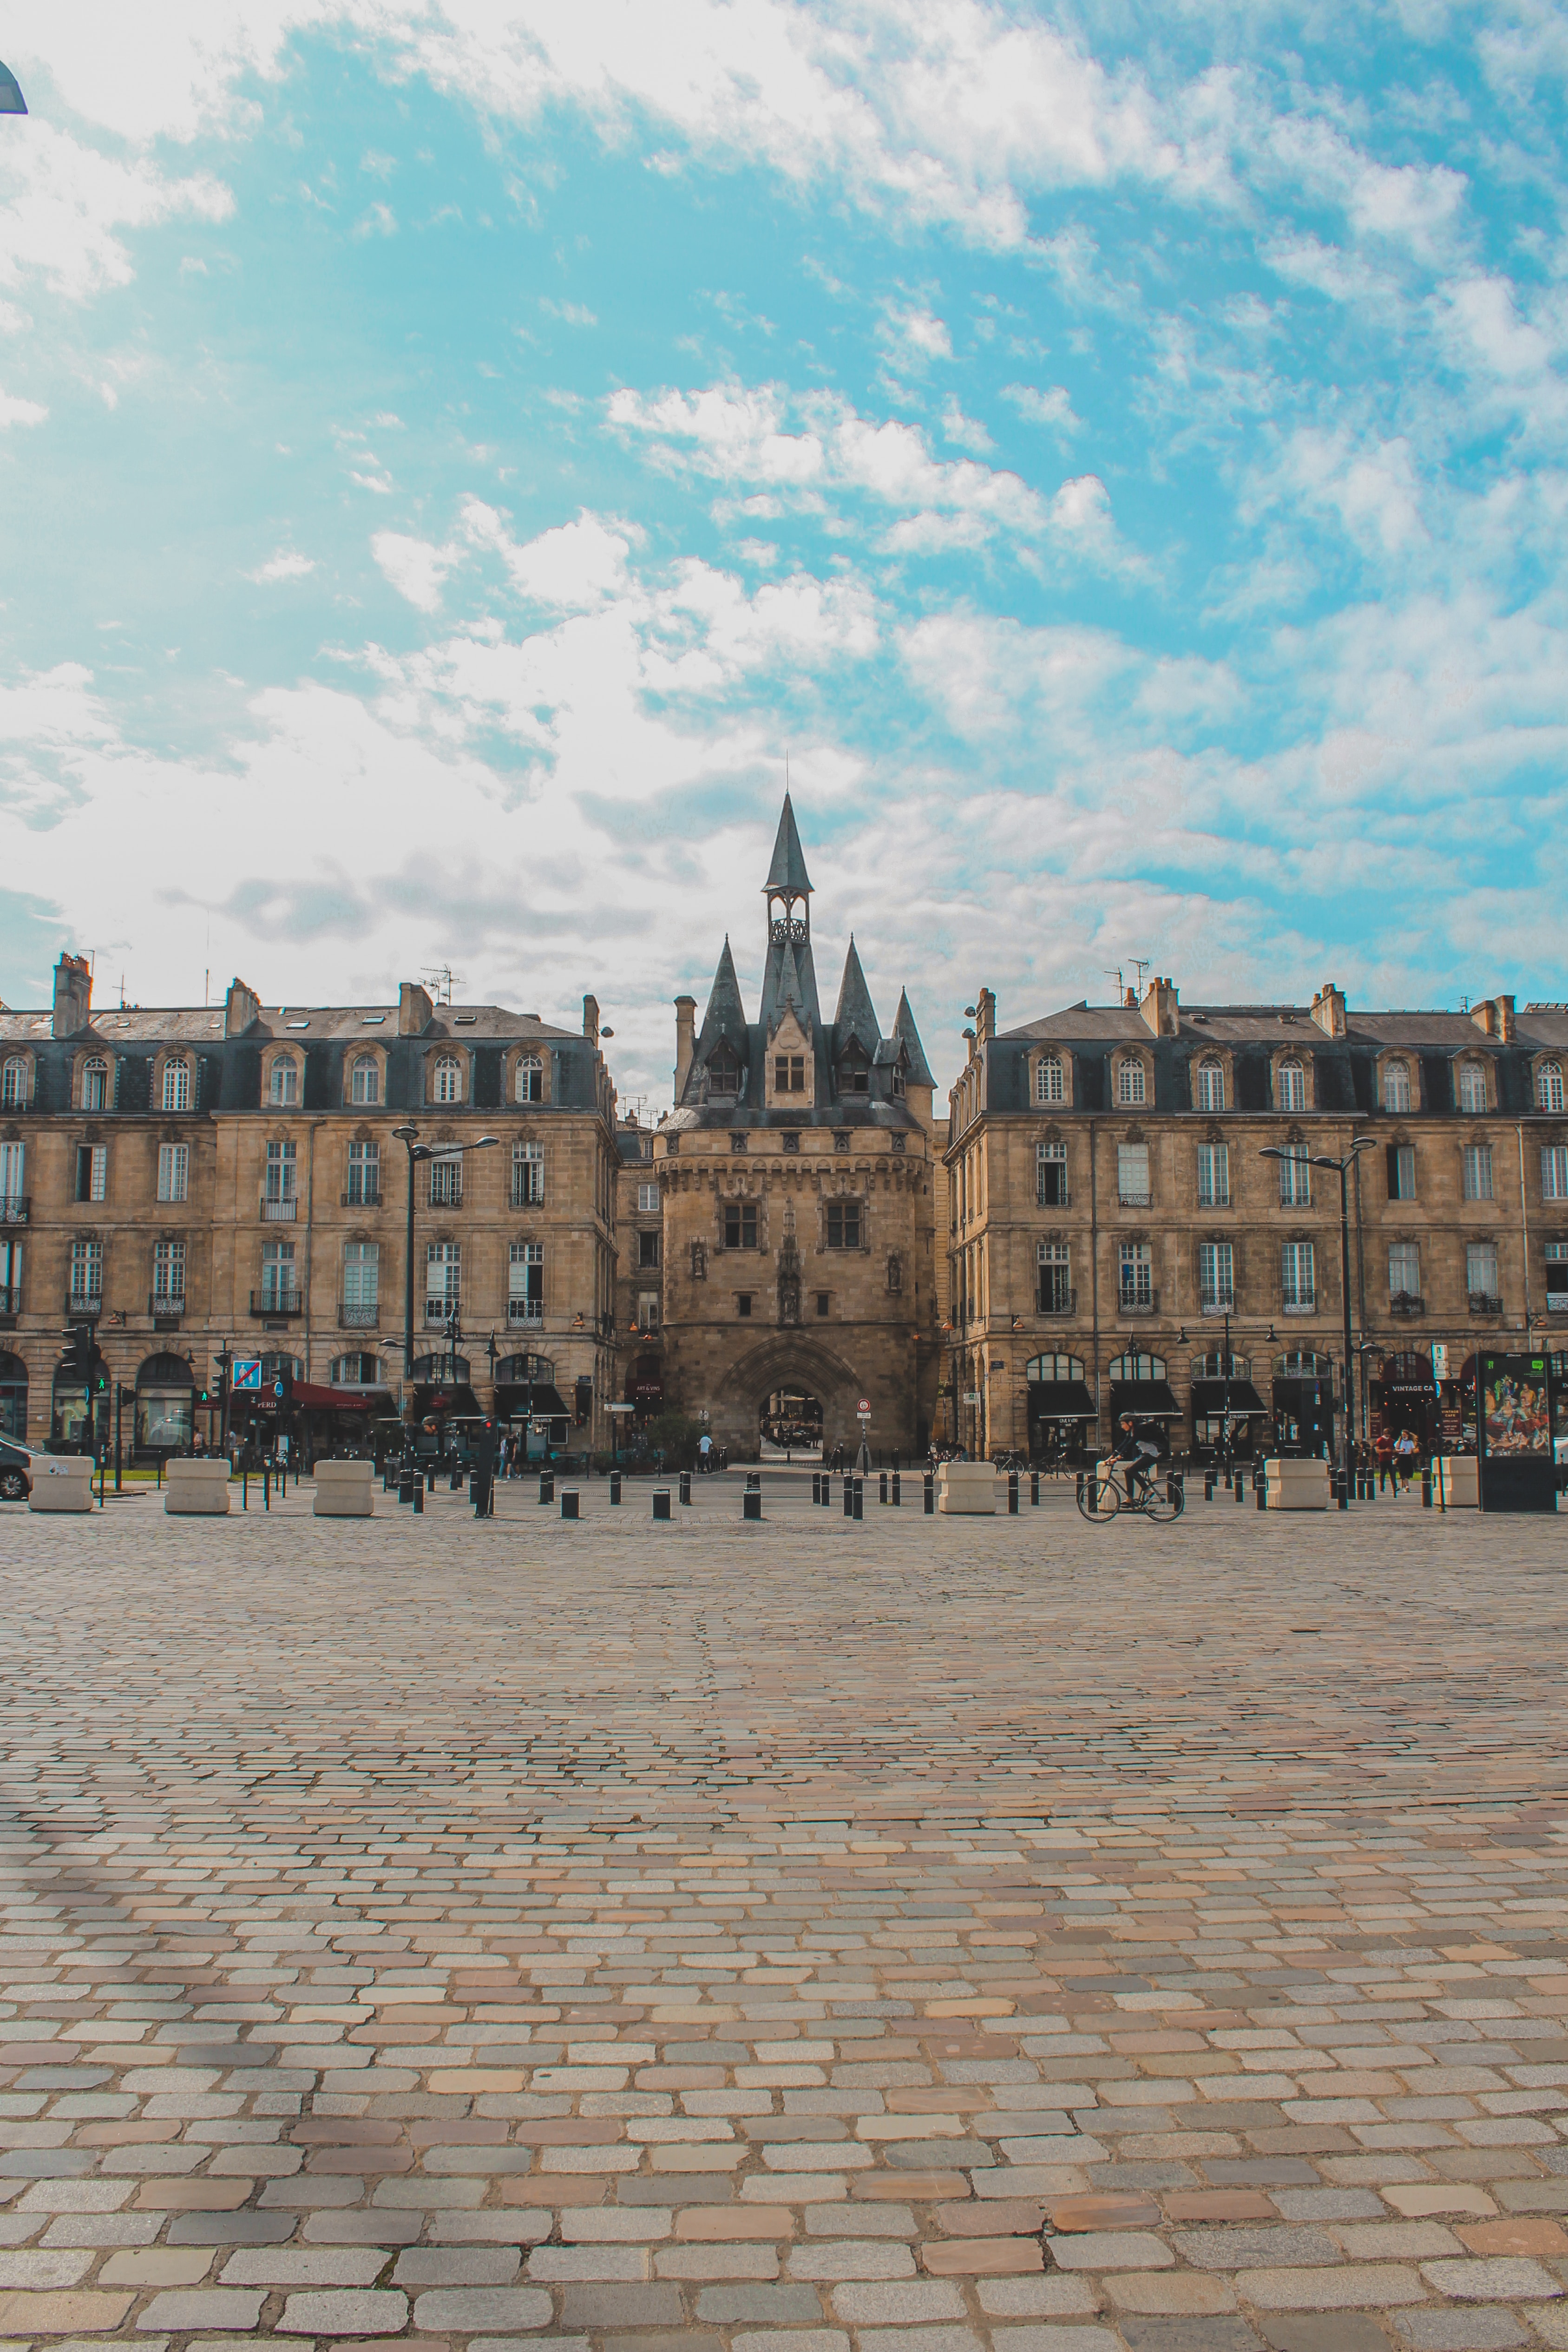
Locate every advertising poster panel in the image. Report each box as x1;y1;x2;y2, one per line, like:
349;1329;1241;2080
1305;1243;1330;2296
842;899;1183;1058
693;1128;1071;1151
1477;1353;1557;1514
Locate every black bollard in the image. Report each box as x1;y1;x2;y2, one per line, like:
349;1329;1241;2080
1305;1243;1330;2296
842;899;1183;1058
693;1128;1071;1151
852;1478;863;1521
820;1476;830;1508
412;1480;422;1514
242;1468;249;1512
473;1474;491;1519
1235;1474;1245;1504
812;1472;821;1504
1076;1470;1085;1507
561;1491;579;1520
1256;1475;1267;1510
399;1469;413;1505
653;1487;671;1520
1030;1470;1040;1507
879;1470;888;1505
743;1489;761;1522
891;1471;901;1507
262;1463;270;1511
450;1466;463;1492
610;1471;622;1506
843;1478;853;1519
538;1472;554;1506
1421;1467;1432;1508
1007;1471;1019;1515
1204;1473;1214;1501
679;1470;692;1507
923;1470;934;1515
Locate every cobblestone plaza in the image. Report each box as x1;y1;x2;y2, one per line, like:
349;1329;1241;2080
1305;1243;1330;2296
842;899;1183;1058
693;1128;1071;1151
1;1485;1567;2350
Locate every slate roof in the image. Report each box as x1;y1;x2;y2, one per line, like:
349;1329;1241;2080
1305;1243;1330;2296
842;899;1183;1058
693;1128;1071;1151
762;793;813;898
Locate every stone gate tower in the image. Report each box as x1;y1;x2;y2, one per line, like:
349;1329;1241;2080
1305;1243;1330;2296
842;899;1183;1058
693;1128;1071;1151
654;797;940;1457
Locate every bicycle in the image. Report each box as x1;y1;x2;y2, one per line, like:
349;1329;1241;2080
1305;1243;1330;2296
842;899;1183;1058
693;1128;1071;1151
1076;1455;1184;1523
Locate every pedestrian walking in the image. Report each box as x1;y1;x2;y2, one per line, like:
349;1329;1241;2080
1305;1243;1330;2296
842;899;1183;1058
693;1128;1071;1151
1393;1427;1419;1493
698;1430;712;1475
1374;1427;1395;1495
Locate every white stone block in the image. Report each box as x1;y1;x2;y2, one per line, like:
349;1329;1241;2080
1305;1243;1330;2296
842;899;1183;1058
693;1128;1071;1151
937;1462;997;1515
165;1458;232;1516
313;1461;375;1518
29;1456;96;1513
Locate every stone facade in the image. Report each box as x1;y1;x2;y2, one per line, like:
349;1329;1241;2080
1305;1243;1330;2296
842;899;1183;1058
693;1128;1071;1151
650;798;942;1458
0;961;619;1454
946;976;1568;1463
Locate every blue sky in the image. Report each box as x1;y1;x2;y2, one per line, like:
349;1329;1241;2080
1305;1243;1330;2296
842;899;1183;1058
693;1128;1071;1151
3;1;1568;1103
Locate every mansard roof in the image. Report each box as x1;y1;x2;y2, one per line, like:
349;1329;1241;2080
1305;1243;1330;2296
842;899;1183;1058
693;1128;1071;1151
762;792;813;898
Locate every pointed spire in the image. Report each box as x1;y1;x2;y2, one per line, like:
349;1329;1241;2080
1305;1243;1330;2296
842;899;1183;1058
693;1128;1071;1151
833;935;880;1056
699;936;746;1043
763;793;813;898
893;988;935;1088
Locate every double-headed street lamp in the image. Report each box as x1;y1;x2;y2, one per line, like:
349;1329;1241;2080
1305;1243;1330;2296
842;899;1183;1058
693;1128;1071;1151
1260;1138;1373;1509
391;1126;499;1408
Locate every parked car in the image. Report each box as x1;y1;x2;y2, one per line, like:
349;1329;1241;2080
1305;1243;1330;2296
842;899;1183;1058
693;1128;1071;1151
0;1438;33;1502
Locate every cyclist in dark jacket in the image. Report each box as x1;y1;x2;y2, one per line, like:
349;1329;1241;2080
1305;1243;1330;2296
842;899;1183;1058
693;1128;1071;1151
1113;1414;1159;1504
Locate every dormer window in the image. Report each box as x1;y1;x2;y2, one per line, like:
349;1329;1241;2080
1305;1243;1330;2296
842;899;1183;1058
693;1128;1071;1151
1117;1058;1145;1107
1036;1054;1064;1104
892;1064;905;1097
433;1054;463;1106
1539;1060;1564;1114
350;1054;380;1106
81;1057;109;1112
1196;1059;1224;1113
1458;1062;1487;1114
1384;1059;1412;1114
774;1054;805;1094
0;1057;25;1109
269;1055;299;1107
1276;1058;1306;1112
161;1058;190;1112
708;1045;740;1101
516;1054;543;1104
838;1048;870;1097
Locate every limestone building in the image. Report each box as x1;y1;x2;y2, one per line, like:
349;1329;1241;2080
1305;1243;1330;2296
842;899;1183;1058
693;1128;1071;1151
0;958;619;1455
946;976;1568;1465
650;799;941;1457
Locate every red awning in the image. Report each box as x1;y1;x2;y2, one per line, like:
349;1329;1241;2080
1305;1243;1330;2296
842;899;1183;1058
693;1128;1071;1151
289;1379;385;1413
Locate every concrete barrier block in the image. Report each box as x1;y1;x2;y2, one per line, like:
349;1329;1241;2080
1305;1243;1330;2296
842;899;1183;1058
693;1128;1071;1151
1264;1456;1330;1512
1434;1455;1478;1507
937;1462;997;1515
29;1457;95;1513
165;1459;232;1516
313;1461;375;1518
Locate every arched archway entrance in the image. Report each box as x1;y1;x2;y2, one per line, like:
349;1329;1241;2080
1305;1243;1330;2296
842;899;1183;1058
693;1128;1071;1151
760;1387;822;1458
1372;1349;1437;1454
135;1351;195;1456
715;1333;863;1463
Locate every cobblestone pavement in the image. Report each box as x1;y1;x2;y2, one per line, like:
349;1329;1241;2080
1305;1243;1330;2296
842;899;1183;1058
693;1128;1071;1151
1;1472;1568;2352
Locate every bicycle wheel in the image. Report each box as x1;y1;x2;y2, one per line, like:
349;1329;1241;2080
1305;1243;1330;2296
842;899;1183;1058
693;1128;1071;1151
1076;1473;1122;1523
1143;1481;1184;1522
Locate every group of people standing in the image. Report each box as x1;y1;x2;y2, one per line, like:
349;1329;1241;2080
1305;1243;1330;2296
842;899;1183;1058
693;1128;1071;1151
1371;1425;1423;1493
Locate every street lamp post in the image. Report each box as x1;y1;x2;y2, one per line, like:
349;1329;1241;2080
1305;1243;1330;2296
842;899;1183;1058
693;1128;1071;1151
1261;1139;1372;1511
391;1125;499;1447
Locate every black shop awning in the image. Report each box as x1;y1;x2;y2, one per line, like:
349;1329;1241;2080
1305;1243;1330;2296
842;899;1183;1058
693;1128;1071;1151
1190;1379;1268;1416
1027;1379;1096;1420
1109;1379;1182;1418
496;1382;569;1418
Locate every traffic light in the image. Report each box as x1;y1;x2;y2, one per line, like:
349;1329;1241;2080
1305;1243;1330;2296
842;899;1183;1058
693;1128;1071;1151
61;1324;92;1384
92;1365;109;1396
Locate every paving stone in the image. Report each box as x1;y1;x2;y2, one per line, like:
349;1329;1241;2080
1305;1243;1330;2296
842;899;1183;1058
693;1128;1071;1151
277;2290;410;2335
1258;2322;1392;2352
411;2288;554;2329
1392;2315;1529;2350
135;2288;265;2330
1104;2269;1239;2313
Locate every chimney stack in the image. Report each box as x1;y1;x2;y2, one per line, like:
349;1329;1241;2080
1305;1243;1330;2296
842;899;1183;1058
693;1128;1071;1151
975;988;996;1045
398;980;434;1036
674;995;697;1101
1139;975;1179;1036
1311;982;1346;1037
583;993;600;1050
52;952;92;1039
224;976;261;1037
1472;993;1514;1042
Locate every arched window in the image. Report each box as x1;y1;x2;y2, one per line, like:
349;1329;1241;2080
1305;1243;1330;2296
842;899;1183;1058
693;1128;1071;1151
269;1055;299;1106
0;1057;26;1109
1107;1352;1166;1381
1117;1058;1145;1106
1276;1059;1306;1112
1384;1059;1411;1114
81;1057;108;1111
1036;1054;1064;1104
433;1055;463;1105
515;1054;543;1105
1458;1062;1487;1114
161;1058;190;1112
1196;1059;1224;1112
1538;1060;1564;1115
1025;1353;1083;1382
350;1054;379;1106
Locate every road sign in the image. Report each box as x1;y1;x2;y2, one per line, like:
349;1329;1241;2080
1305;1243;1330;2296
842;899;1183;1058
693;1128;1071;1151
607;1403;636;1415
273;1379;285;1399
963;1391;982;1405
233;1358;262;1391
857;1398;871;1415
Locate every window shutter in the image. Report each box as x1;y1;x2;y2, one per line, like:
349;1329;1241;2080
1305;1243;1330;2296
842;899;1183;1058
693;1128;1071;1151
112;1055;122;1110
1385;1144;1400;1199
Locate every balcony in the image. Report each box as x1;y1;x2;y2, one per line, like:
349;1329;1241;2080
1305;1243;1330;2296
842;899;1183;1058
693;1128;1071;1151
512;1185;545;1211
425;1299;459;1327
1547;1291;1568;1315
1468;1292;1505;1317
1199;1297;1235;1317
1281;1298;1318;1316
0;1285;18;1324
1389;1291;1425;1316
261;1196;298;1222
341;1189;382;1210
1035;1284;1077;1318
339;1303;380;1329
65;1294;103;1320
1118;1287;1160;1317
1118;1191;1153;1208
0;1196;28;1226
149;1293;185;1326
1036;1190;1072;1211
507;1297;545;1325
250;1290;302;1318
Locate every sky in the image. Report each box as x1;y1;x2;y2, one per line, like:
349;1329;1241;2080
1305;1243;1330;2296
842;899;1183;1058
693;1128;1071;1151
2;1;1568;1107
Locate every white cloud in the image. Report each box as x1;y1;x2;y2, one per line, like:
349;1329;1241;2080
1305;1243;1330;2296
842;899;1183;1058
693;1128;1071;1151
539;296;597;326
940;398;994;452
1001;381;1080;433
352;199;397;239
461;504;636;611
372;531;455;612
0;390;47;428
0;118;231;303
247;550;316;583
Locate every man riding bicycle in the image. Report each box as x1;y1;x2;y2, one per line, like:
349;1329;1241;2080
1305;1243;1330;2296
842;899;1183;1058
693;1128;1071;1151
1112;1413;1161;1505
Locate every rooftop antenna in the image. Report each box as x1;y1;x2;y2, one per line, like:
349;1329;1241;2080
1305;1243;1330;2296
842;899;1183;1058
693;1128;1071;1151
1102;966;1125;1002
1128;957;1151;995
422;963;461;1006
